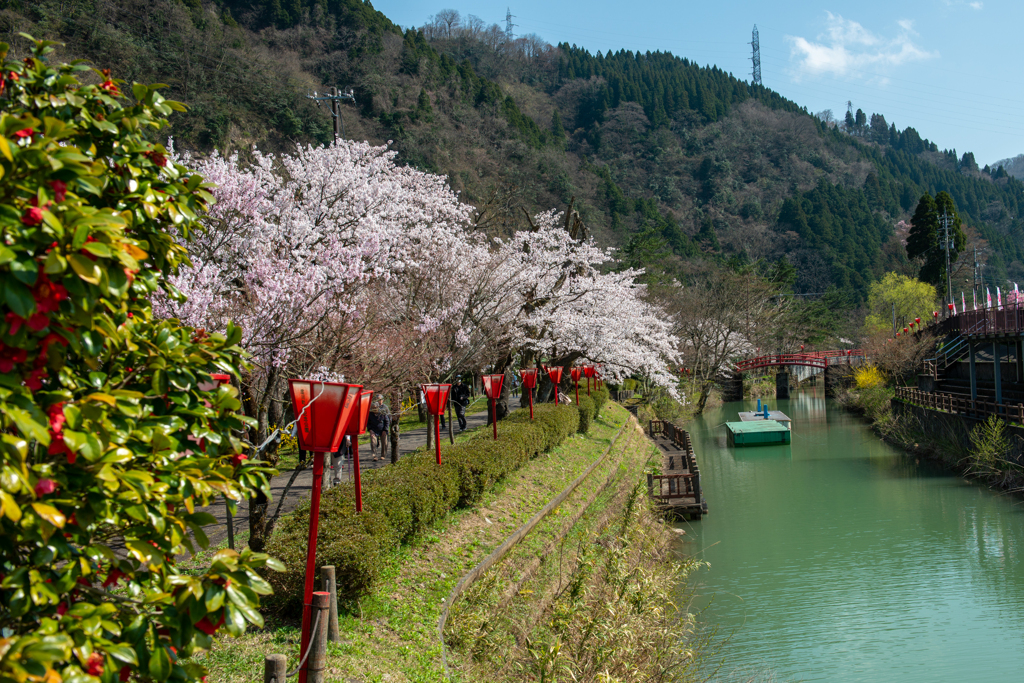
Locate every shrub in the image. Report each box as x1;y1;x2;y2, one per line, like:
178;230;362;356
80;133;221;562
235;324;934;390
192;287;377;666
591;384;609;416
0;41;276;683
855;365;886;389
264;404;580;612
577;394;595;433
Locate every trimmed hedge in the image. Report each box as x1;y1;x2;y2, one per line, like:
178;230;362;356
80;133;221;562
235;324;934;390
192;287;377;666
577;395;595;434
264;404;580;613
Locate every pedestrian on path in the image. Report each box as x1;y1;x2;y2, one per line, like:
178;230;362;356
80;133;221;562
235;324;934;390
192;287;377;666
330;435;350;486
452;376;471;431
368;397;390;460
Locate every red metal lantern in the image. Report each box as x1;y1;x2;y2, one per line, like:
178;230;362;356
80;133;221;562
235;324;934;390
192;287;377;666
481;374;504;439
583;364;595;395
948;303;954;312
421;384;451;465
570;366;583;404
933;311;938;319
544;365;563;403
520;368;538;419
345;390;374;513
287;379;361;683
915;317;921;324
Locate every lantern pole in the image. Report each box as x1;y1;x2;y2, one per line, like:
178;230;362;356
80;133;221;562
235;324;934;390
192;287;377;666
352;437;362;512
528;384;534;419
435;413;442;465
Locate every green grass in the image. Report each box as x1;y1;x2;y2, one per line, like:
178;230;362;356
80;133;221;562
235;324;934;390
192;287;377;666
193;403;634;683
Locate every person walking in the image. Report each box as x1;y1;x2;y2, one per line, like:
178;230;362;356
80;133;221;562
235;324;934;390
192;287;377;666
368;398;390;461
451;376;471;432
330;435;351;487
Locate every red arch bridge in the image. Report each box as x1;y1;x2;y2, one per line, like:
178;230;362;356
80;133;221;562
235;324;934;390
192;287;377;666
733;349;865;373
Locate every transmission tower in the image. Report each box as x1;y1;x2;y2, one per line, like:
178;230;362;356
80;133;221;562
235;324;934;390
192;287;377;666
750;25;762;86
505;7;517;41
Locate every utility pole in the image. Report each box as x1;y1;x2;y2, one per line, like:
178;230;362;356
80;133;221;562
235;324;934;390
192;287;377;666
306;87;355;140
940;210;953;314
750;25;762;87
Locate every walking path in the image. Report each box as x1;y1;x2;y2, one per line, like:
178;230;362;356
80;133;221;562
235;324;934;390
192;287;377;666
195;403;500;550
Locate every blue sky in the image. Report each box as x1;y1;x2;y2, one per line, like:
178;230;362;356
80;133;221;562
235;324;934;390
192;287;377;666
375;0;1022;166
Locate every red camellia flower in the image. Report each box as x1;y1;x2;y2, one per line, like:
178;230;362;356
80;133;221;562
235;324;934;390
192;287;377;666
194;613;225;636
100;80;119;95
5;312;24;336
34;478;56;497
8;71;19;82
103;568;126;588
21;207;43;226
27;312;49;332
230;453;248;467
119;666;132;682
48;180;68;203
86;652;105;676
56;602;69;616
144;150;168;167
13;128;33;138
41;331;69;351
32;272;69;314
26;368;48;392
0;344;27;372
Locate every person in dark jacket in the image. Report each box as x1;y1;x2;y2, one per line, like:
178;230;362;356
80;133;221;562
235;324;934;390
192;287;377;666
367;398;391;461
451;376;471;431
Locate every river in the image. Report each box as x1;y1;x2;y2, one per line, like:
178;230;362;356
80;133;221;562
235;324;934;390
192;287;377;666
683;388;1024;682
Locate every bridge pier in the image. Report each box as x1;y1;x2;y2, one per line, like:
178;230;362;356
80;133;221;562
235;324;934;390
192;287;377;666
775;371;791;399
723;373;744;402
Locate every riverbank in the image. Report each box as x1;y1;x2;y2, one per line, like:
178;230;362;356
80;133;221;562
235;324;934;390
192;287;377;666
838;381;1024;492
192;403;708;682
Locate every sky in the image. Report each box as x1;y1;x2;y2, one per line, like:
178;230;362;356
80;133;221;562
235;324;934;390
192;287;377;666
375;0;1023;166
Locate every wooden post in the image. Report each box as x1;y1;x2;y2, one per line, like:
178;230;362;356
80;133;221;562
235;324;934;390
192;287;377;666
264;654;287;683
646;473;653;498
321;566;340;643
306;591;330;683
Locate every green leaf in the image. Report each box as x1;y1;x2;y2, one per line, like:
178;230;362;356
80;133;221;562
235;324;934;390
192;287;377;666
0;245;15;266
148;644;171;681
69;253;102;284
106;644;138;665
4;280;35;317
30;502;66;528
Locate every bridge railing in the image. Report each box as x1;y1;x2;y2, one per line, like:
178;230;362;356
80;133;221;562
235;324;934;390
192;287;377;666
949;307;1024;336
733;350;864;373
895;387;1024;426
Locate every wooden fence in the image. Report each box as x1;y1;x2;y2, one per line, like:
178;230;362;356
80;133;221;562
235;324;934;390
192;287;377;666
895;387;1024;425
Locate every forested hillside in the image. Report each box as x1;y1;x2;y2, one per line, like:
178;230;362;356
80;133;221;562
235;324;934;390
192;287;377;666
4;0;1022;298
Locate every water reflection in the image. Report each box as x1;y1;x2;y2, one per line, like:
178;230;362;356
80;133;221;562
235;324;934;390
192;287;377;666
686;390;1024;682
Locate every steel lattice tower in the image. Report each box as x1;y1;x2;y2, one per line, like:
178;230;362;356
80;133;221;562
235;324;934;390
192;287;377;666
750;25;762;86
505;7;516;41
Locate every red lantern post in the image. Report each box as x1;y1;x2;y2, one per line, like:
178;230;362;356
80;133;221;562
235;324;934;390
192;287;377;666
481;374;504;440
544;365;563;403
583;364;595;396
570;366;583;404
345;390;374;513
287;379;361;683
421;384;451;465
520;368;538;419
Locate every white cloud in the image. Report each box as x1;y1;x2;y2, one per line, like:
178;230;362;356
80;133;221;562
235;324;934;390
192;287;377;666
969;2;984;9
787;13;938;81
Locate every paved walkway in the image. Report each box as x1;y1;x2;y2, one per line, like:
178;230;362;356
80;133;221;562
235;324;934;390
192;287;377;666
195;402;499;549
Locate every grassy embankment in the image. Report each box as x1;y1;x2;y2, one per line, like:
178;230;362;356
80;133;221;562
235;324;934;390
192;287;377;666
192;403;706;682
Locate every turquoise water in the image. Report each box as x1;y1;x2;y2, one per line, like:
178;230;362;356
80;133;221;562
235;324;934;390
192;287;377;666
683;389;1024;682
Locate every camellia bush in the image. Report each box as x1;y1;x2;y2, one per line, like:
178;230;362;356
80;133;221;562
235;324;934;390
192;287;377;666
0;39;279;683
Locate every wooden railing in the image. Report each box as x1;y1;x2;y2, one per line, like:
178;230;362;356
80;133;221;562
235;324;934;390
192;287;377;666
648;473;698;501
648;420;702;505
895;387;1024;425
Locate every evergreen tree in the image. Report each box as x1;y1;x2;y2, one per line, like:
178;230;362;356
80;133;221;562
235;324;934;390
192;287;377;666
415;87;433;121
551;108;566;138
907;193;938;283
